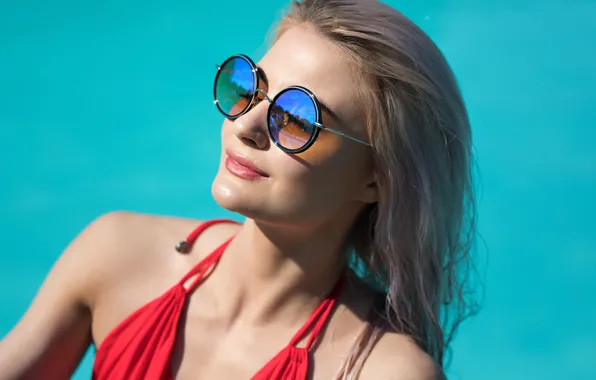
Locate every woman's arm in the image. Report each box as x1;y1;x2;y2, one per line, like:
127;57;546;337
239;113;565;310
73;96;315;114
0;213;121;379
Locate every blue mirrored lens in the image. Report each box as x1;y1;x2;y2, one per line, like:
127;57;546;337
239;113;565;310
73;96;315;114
215;57;254;116
268;89;317;150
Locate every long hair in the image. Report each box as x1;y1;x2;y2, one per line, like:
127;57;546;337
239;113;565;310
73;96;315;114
275;0;481;376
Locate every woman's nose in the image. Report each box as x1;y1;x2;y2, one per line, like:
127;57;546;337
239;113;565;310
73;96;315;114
232;101;270;150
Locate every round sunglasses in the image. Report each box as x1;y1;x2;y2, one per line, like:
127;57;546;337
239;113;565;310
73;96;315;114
213;54;370;154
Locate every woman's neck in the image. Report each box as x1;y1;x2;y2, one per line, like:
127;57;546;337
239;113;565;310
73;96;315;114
207;217;351;327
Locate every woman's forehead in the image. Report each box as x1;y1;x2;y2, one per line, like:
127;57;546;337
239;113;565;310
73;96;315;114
258;26;361;123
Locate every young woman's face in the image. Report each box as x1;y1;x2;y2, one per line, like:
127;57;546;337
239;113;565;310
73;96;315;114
212;24;376;227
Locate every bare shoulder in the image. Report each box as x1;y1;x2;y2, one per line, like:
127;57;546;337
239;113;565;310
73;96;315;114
66;211;194;299
0;211;187;377
0;211;240;378
77;211;241;298
359;331;444;380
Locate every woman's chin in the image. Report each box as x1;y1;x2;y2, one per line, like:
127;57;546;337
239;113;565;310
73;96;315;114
212;181;240;210
211;181;285;223
211;179;261;217
211;173;314;224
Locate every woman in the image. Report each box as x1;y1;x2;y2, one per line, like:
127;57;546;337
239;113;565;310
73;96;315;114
0;0;478;379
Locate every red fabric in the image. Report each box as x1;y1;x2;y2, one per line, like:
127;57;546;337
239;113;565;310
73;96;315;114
92;219;341;380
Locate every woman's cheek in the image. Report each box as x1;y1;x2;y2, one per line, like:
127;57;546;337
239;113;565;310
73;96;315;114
294;131;343;165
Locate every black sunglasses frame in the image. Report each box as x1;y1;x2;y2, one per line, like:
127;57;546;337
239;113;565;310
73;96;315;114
213;54;370;154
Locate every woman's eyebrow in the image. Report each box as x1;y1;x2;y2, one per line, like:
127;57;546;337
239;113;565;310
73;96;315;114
317;100;340;124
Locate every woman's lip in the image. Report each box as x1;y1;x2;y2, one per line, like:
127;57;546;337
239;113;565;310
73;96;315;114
225;149;269;178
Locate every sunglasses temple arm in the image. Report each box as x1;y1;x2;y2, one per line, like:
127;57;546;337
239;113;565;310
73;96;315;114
314;122;371;146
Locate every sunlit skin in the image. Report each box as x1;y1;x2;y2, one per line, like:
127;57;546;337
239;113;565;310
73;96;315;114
189;25;381;376
0;23;441;380
212;26;375;228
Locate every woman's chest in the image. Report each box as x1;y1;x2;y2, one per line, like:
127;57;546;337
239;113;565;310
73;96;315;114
170;310;350;380
90;260;361;380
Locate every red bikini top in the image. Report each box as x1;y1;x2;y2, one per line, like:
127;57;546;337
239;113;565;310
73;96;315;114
92;219;342;380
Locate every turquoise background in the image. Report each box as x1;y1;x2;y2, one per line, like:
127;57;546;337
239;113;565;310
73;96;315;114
1;0;595;378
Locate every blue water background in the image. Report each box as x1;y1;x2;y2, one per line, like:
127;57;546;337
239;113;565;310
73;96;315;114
1;0;595;378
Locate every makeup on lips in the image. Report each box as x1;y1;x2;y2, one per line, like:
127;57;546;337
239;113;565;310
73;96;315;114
224;149;268;180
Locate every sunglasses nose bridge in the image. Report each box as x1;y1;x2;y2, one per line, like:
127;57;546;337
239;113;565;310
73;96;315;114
254;88;274;104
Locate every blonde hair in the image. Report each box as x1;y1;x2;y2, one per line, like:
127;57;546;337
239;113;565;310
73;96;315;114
275;0;480;376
